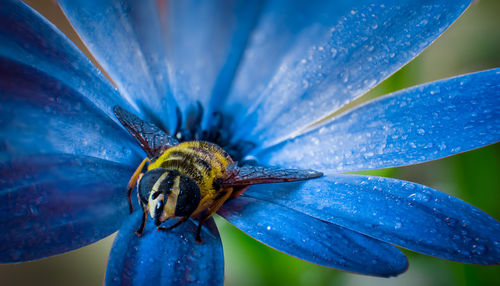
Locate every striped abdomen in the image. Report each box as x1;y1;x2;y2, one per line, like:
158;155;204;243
147;141;234;197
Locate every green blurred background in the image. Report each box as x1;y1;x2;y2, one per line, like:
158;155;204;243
2;0;499;285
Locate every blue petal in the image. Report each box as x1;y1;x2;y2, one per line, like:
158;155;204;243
219;196;408;276
0;57;142;164
58;0;262;129
255;69;500;172
0;154;134;262
0;0;132;123
58;0;177;131
225;0;471;146
245;175;500;265
156;0;263;127
106;212;224;286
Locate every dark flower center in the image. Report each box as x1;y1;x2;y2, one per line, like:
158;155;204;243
172;101;255;163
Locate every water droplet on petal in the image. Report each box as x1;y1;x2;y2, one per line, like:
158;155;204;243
419;19;429;26
471;244;487;255
330;48;338;58
29;205;40;216
394;222;402;229
445;217;458;227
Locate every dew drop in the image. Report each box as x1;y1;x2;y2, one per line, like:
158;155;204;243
340;72;349;83
471;244;487;256
445;217;457;227
302;79;309;89
394;222;402;229
330;48;338;58
404;183;416;191
419;19;429;26
438;142;447;151
29;205;40;216
407;191;432;203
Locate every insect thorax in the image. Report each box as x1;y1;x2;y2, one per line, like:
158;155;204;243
147;141;234;196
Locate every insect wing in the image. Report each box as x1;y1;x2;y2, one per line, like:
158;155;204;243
223;165;323;187
113;106;179;158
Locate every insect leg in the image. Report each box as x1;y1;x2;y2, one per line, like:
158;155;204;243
134;206;148;237
230;186;250;199
156;216;189;232
195;188;233;243
190;195;214;218
127;157;150;213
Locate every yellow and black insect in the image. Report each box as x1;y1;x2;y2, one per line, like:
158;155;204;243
114;106;322;241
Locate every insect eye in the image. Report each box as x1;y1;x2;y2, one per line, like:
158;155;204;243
175;175;201;217
138;168;168;204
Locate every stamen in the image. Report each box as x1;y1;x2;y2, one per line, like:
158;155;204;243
174;101;256;163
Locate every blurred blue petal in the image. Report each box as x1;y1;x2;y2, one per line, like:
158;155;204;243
245;175;500;265
0;0;131;123
58;0;177;131
0;57;142;164
58;0;263;130
157;0;263;127
226;0;471;146
256;69;500;172
219;196;408;276
0;154;134;262
106;212;224;286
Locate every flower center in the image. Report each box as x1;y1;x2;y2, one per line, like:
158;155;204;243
172;102;255;163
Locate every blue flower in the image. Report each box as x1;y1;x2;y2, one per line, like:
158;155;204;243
0;0;499;285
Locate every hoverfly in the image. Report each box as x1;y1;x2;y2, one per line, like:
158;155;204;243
114;105;322;242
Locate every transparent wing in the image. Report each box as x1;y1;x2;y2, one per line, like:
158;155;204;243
113;105;179;158
223;164;322;187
